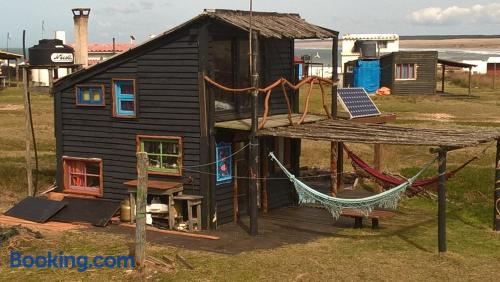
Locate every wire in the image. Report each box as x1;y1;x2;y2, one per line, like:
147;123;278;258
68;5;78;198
182;143;252;168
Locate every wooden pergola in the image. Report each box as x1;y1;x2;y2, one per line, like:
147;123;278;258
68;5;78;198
258;119;500;252
0;50;23;87
438;58;476;96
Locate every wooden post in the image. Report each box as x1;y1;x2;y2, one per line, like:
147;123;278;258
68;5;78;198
261;139;269;214
441;64;445;93
330;35;340;196
248;30;260;236
135;152;148;271
437;149;447;252
22;67;33;196
48;68;54;96
468;67;472;96
330;143;338;196
374;144;382;170
494;139;500;231
493;63;496;90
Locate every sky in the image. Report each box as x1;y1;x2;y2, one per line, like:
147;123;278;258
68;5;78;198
2;0;500;48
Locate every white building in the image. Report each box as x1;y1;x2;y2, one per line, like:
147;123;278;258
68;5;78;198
462;60;487;74
340;34;399;72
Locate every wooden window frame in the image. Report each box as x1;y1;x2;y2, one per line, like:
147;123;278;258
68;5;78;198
63;156;103;197
75;84;106;107
395;63;417;81
136;135;183;176
112;78;137;119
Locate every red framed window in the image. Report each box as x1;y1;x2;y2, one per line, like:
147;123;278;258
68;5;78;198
395;63;416;80
63;157;103;197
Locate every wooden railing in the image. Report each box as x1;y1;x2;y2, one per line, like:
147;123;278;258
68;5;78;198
204;75;336;129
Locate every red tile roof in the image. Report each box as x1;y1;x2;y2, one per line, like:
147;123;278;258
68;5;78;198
69;43;135;53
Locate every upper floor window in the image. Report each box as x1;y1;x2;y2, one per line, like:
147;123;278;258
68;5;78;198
378;40;388;49
112;79;136;118
137;135;183;176
63;157;103;197
76;85;105;106
395;63;417;80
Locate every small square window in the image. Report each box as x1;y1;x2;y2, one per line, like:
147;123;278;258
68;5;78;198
395;63;417;80
112;79;136;118
76;85;105;106
137;135;183;176
63;157;103;197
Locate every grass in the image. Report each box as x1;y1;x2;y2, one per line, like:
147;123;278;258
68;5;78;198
0;82;499;281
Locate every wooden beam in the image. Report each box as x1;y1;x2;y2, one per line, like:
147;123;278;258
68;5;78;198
22;67;33;196
330;142;338;196
135;152;148;271
374;144;382;170
248;30;260;236
437;149;447;253
494;139;500;231
441;64;446;93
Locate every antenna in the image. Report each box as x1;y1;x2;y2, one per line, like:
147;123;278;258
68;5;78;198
249;0;253;76
42;20;45;39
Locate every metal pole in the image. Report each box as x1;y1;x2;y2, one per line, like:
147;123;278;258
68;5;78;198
494;139;500;231
22;67;33;196
249;30;259;236
438;149;447;252
135;152;148;271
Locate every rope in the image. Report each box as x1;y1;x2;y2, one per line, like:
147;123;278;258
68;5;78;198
182;143;252;168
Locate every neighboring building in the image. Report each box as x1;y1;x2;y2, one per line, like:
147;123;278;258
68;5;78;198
86;43;135;65
52;9;338;228
462;60;487;74
486;57;500;76
341;34;399;73
380;51;438;95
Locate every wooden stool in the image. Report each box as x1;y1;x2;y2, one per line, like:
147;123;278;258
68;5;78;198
173;195;203;231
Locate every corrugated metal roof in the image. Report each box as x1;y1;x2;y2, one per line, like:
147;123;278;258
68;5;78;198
203;9;337;39
487;57;500;63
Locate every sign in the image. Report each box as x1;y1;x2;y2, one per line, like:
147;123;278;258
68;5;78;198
50;53;74;63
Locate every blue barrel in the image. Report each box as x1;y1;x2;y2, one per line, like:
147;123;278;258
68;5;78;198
353;59;380;93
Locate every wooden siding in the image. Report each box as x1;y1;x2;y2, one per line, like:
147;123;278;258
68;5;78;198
263;38;294;115
381;51;437;95
266;172;294;210
57;33;201;200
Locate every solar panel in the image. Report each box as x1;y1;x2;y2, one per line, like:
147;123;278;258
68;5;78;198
337;88;381;119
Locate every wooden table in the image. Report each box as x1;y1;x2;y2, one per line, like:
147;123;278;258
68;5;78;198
124;179;183;229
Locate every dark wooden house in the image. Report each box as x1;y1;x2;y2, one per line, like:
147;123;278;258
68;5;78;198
380;51;438;95
53;9;338;228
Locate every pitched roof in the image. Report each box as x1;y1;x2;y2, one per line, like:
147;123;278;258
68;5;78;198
68;43;135;53
0;50;23;60
54;9;338;91
203;9;337;39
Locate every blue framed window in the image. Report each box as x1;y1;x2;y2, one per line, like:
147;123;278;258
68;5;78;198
216;143;232;185
112;79;136;117
76;85;105;106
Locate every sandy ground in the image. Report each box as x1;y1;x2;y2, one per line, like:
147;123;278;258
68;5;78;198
295;38;500;50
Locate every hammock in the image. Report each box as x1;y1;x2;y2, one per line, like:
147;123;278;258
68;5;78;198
269;152;436;219
343;145;477;192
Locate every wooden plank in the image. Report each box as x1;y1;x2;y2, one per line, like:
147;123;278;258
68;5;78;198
121;223;220;240
124;179;183;190
135;152;148;271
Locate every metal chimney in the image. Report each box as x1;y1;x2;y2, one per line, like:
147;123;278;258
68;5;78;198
72;8;90;67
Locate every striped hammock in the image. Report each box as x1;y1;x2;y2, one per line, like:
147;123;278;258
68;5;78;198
268;152;436;219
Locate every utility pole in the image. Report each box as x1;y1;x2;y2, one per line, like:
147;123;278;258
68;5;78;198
248;0;259;236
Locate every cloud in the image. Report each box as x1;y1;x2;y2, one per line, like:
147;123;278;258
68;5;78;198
410;3;500;25
139;0;155;10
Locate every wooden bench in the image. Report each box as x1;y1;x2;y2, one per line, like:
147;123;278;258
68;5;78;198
173;195;203;231
340;209;396;229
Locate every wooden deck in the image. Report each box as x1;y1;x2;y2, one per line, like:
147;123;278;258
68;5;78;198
215;113;327;131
